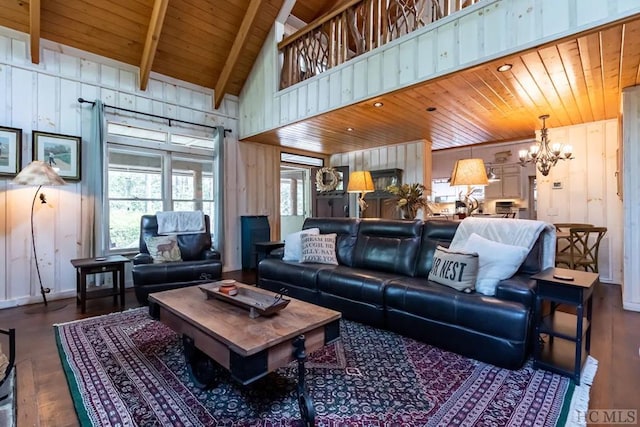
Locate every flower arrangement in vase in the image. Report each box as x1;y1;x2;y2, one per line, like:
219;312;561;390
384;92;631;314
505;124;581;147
386;183;432;219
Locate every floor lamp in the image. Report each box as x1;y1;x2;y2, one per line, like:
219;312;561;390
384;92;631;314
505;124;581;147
450;158;489;217
347;171;375;218
13;161;67;311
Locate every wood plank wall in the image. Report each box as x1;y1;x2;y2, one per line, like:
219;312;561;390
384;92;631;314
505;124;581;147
0;27;241;308
330;140;430;216
530;120;621;285
240;0;640;140
622;86;640;311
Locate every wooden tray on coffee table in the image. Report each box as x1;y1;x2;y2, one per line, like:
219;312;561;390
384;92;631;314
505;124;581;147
199;282;290;318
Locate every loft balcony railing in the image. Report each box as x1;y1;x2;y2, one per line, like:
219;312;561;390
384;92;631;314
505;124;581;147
278;0;482;90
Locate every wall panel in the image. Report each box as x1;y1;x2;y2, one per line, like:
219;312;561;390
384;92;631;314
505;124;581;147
330;141;426;217
0;27;239;308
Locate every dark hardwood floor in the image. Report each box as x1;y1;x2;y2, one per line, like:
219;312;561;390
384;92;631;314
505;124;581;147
0;271;638;427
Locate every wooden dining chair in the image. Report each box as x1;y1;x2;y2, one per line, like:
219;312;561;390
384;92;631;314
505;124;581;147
553;223;594;232
554;223;594;258
555;227;607;272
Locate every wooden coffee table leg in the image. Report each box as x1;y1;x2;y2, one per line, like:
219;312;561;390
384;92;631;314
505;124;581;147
293;335;315;426
182;335;217;389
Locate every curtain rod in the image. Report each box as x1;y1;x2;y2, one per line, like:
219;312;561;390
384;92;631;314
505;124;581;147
78;98;231;134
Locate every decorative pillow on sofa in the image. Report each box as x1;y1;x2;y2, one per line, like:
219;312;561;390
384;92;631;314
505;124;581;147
145;235;182;263
300;233;339;265
461;233;529;296
428;246;479;292
283;228;320;262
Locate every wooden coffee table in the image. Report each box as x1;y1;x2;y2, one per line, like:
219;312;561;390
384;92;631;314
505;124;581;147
148;282;341;425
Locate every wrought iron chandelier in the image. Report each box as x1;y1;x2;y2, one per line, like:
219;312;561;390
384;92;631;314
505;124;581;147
518;114;573;176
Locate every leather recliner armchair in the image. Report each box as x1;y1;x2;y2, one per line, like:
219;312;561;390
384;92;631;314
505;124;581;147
132;214;222;304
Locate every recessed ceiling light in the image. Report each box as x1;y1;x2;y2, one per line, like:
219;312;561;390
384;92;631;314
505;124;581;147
373;101;384;108
346;127;354;131
426;107;437;112
497;64;512;72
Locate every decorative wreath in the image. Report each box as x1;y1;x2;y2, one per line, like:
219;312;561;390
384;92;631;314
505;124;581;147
315;167;340;192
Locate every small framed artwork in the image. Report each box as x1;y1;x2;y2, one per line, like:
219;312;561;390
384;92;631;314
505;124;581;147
0;126;22;177
33;131;82;181
552;181;563;189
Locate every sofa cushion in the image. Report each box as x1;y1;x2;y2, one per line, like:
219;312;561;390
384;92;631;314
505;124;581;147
301;233;338;265
282;228;320;261
428;246;478;292
385;278;529;341
316;266;401;306
353;219;422;276
518;234;544;274
138;214;214;262
258;258;336;293
414;220;460;277
462;233;529;296
144;235;182;263
303;218;360;266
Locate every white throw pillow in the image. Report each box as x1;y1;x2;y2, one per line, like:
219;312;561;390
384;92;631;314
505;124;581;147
282;228;320;262
300;233;339;265
461;233;529;296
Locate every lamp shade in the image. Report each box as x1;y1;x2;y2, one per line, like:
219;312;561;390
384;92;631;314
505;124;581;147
12;160;66;186
347;171;374;193
450;158;489;186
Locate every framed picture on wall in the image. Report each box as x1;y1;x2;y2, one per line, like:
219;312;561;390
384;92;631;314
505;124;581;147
0;126;22;177
32;131;82;181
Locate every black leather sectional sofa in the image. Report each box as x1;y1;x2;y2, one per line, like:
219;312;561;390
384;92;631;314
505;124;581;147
258;217;545;369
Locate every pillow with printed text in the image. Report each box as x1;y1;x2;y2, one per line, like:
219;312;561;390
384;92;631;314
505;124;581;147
300;233;338;265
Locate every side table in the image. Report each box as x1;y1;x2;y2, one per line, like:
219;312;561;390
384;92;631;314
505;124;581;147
70;255;130;313
531;267;599;384
254;241;285;268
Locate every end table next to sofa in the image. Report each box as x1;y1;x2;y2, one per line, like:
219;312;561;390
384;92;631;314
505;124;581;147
532;267;599;385
70;255;129;313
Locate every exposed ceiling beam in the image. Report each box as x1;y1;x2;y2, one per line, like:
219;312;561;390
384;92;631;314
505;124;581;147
29;0;40;64
214;0;263;109
139;0;169;91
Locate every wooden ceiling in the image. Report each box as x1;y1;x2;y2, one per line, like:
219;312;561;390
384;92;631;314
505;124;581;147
0;0;287;108
0;1;638;154
248;16;640;153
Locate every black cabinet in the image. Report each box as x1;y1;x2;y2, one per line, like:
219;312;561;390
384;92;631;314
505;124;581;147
362;169;403;219
240;215;270;269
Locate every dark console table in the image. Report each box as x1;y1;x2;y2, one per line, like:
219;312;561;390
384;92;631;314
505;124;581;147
532;267;598;384
70;255;129;313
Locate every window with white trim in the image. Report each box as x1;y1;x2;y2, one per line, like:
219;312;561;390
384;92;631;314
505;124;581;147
105;122;218;252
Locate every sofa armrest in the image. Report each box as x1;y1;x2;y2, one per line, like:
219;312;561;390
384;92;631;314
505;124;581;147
495;274;537;308
133;253;153;265
268;247;284;259
202;249;221;261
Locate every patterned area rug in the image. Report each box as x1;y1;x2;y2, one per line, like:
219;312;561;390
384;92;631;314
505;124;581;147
55;308;593;426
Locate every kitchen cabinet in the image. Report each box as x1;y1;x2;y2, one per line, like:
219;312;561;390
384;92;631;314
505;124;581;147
485;165;522;199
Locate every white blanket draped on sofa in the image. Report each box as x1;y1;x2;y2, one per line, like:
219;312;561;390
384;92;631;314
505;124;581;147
450;217;556;269
156;211;205;234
